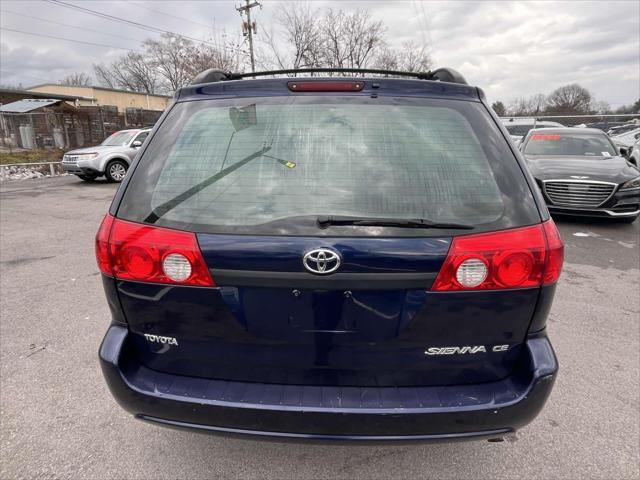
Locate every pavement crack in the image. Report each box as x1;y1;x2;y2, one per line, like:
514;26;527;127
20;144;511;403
24;342;48;358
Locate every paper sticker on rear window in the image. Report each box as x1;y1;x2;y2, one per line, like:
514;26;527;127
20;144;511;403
531;134;561;140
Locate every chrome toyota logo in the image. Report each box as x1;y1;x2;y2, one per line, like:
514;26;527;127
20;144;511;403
303;248;341;274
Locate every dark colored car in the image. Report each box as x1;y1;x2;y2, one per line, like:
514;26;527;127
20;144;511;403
520;128;640;223
97;67;564;442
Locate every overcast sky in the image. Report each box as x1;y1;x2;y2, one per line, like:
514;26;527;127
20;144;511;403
1;0;638;107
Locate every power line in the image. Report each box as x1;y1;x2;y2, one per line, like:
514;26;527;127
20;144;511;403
0;27;137;51
1;9;147;44
45;0;221;49
128;1;212;29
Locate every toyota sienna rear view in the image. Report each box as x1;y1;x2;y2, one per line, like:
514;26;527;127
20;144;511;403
96;67;563;442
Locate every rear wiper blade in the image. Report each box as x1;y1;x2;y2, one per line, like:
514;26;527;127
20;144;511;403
316;215;473;230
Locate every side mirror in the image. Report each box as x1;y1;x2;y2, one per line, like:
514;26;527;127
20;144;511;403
132;140;142;148
619;147;628;157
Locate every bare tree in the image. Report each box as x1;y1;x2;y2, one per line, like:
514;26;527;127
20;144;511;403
507;93;547;116
262;4;323;69
321;9;385;69
374;40;432;72
94;33;243;93
262;7;387;71
93;63;116;89
93;52;161;94
187;41;242;76
144;34;193;92
373;48;398;71
59;72;91;86
545;84;592;115
591;100;611;115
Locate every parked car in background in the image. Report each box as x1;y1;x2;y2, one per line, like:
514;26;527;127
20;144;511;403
610;127;640;154
501;118;565;146
606;123;639;136
61;128;151;182
520;127;640;223
97;67;563;442
628;138;640;167
583;121;627;132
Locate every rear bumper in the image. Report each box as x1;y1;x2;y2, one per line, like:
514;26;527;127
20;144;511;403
99;326;558;441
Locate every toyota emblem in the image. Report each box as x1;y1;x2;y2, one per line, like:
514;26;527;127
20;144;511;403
303;248;341;274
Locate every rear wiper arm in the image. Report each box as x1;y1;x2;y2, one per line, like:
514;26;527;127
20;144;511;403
316;215;473;230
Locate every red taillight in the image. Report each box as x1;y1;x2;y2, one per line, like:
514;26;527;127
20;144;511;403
531;134;561;140
287;81;364;92
432;220;563;292
94;215;215;287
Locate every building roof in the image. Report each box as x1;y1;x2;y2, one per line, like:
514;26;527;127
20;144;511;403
0;87;95;102
27;83;172;99
0;98;65;113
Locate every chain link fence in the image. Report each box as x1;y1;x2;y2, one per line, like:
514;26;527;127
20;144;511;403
499;113;640;129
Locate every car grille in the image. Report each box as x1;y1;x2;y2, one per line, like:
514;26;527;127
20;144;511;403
544;181;616;208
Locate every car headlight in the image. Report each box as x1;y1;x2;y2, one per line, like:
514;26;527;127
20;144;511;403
75;153;99;161
620;176;640;191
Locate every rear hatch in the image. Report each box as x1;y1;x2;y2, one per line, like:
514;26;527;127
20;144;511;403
111;81;544;387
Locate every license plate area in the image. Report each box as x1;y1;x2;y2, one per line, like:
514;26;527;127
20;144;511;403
229;287;426;342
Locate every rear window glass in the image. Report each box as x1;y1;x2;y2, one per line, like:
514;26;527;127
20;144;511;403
505;123;561;137
505;125;533;136
117;96;539;236
524;133;617;156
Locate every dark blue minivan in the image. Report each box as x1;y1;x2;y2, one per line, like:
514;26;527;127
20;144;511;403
97;68;563;441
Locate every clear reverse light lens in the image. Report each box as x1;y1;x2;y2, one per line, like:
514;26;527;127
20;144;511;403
455;258;488;287
162;253;192;282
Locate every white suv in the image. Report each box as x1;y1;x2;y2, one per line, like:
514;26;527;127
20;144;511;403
62;128;151;182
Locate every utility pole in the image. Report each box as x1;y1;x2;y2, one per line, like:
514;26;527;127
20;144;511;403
236;0;262;73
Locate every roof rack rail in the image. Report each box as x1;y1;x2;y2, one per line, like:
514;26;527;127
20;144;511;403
190;67;467;86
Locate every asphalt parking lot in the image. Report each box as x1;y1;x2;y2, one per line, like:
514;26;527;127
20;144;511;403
0;175;638;480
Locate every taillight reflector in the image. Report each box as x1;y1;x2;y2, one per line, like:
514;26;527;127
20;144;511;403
542;219;564;285
287;81;364;92
95;214;114;276
95;215;215;287
432;220;563;291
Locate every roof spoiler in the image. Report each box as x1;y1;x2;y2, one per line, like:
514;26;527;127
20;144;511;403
190;67;467;86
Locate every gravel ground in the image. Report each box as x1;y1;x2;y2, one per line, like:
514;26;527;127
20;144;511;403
0;176;638;480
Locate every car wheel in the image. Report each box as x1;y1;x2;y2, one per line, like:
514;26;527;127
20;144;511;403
105;160;128;182
77;174;97;182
